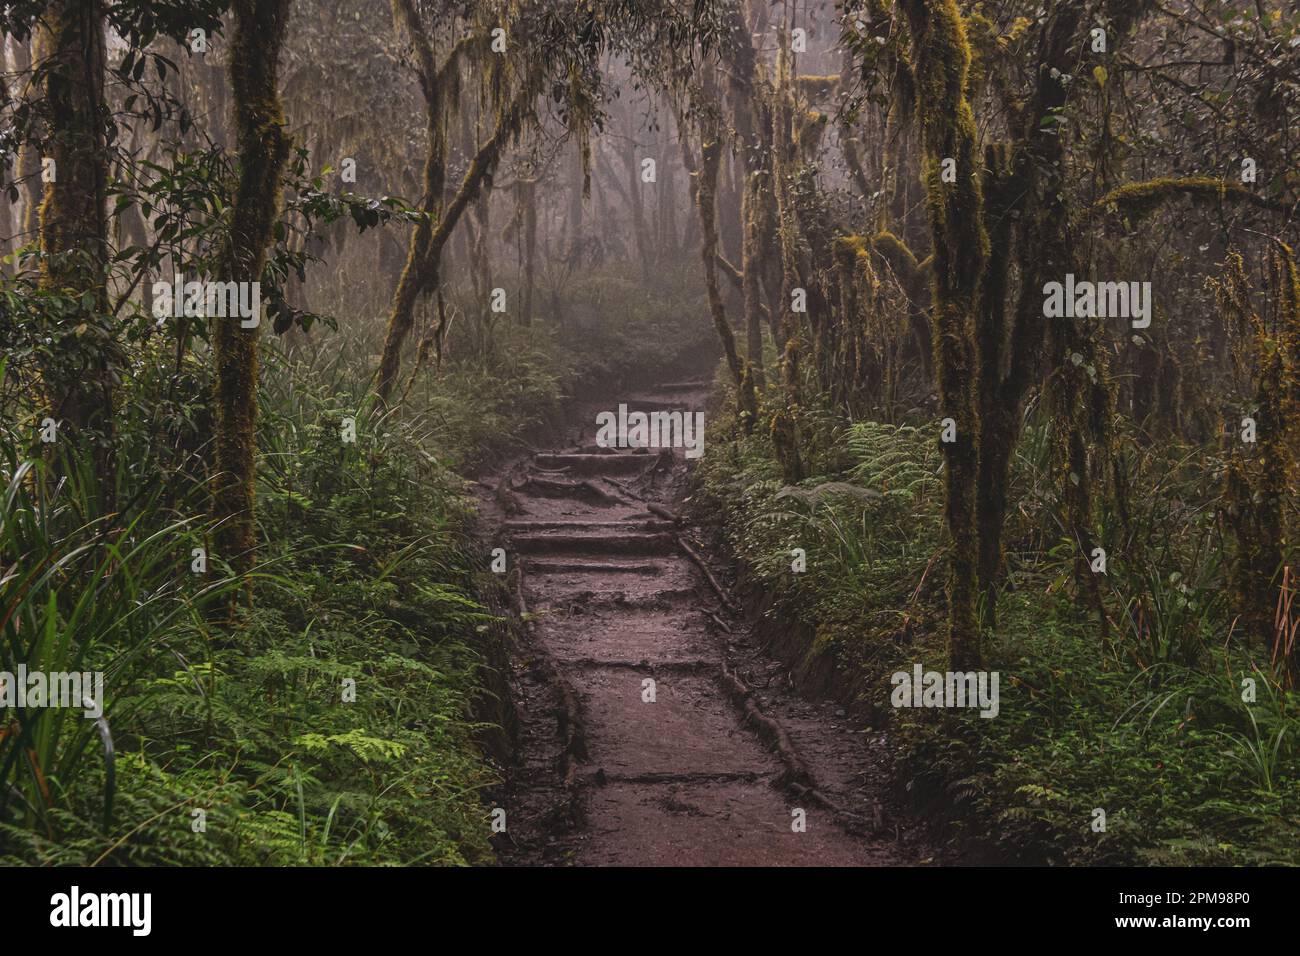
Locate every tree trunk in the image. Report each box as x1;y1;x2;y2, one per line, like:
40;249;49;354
376;86;531;402
622;107;650;279
694;99;755;431
212;0;293;583
972;5;1085;631
974;145;1017;628
566;137;585;253
741;171;766;389
375;2;530;403
374;0;447;404
901;0;987;670
8;37;41;255
768;39;806;483
33;0;116;499
520;177;537;326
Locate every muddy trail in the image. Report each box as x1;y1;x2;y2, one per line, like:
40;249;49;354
482;380;935;866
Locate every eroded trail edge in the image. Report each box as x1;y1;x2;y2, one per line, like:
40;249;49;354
484;381;925;866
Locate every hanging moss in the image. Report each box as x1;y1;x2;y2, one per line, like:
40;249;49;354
961;10;995;98
832;238;864;406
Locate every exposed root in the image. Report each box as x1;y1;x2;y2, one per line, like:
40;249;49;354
677;535;740;615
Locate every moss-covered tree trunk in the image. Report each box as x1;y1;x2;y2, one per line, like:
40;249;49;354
768;39;806;483
719;0;772;391
377;85;530;402
1;37;14;272
973;144;1019;629
375;4;529;404
33;0;116;496
901;0;987;670
1222;244;1299;683
695;115;752;427
971;5;1085;629
375;0;448;404
212;0;293;583
740;170;766;389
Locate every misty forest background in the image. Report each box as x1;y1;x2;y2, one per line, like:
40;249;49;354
1;0;1298;866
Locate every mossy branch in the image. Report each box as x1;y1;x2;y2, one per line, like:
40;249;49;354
375;56;537;403
1091;177;1294;222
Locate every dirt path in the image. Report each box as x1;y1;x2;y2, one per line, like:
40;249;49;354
485;380;931;866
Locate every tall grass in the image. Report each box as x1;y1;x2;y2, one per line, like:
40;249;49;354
0;398;237;840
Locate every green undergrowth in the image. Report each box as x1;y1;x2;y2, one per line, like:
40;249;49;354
693;384;1300;865
1;346;524;865
1;266;714;867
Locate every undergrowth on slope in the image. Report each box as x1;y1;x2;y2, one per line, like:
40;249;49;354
2;348;505;865
694;385;1300;865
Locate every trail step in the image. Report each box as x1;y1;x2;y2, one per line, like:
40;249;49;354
506;518;676;534
523;559;665;575
533;453;664;475
524;587;699;609
570;444;654;455
512;532;679;556
515;476;626;503
556;658;717;674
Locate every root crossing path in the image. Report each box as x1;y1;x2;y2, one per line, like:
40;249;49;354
485;381;928;866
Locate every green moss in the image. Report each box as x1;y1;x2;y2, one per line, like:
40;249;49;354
795;74;840;97
869;230;917;270
1094;176;1287;221
833;234;871;262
